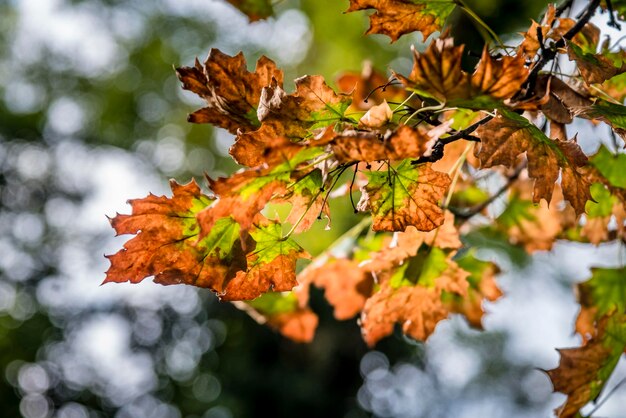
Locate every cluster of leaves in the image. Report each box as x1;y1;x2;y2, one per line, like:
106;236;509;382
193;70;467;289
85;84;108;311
105;1;626;417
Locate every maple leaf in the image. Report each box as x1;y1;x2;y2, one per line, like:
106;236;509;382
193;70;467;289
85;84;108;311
105;180;247;293
299;258;373;320
357;161;451;232
359;100;393;128
396;37;528;107
225;0;273;21
361;248;469;346
475;109;592;214
199;146;324;233
221;220;310;301
257;76;353;138
345;0;456;42
176;49;282;133
243;292;318;342
548;266;626;418
330;125;430;163
568;42;626;85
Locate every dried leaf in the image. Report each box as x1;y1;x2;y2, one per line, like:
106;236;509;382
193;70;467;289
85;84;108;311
475;109;592;214
576;100;626;143
346;0;456;42
359;100;393;128
357;161;451;232
258;76;352;138
568;42;626;85
176;49;282;133
336;63;405;110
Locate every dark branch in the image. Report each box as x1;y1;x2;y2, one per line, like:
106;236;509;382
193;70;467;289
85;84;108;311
520;0;601;100
411;115;493;165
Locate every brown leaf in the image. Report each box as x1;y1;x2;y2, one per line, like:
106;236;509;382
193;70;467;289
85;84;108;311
568;43;626;85
229;125;304;167
331;125;430;163
475;110;591;214
359;100;393;128
257;75;351;138
105;180;247;293
397;37;527;105
471;47;529;100
357;162;451;232
345;0;455;42
396;37;468;103
176;49;282;133
300;258;374;320
361;253;469;346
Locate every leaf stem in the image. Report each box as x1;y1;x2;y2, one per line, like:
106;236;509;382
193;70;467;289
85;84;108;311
456;0;504;47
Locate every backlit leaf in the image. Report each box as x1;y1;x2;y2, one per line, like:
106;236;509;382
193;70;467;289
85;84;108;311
357;161;451;232
346;0;456;42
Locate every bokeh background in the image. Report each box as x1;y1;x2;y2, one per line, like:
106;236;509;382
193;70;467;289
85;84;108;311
1;0;625;417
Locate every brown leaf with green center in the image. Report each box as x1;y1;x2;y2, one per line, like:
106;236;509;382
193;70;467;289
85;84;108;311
104;180;247;294
357;161;451;232
475;109;592;214
331;125;430;163
222;220;310;301
396;38;527;107
176;49;282;133
568;42;626;85
346;0;456;42
199;147;325;233
225;0;273;21
257;75;353;138
360;248;469;346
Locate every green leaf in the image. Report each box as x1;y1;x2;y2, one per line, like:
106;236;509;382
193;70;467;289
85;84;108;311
389;247;448;289
591;145;626;189
195;216;241;260
497;193;536;228
581;267;626;316
225;0;274;21
585;183;616;217
249;222;305;266
247;292;299;315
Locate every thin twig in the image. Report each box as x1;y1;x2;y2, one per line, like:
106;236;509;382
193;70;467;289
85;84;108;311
451;161;526;220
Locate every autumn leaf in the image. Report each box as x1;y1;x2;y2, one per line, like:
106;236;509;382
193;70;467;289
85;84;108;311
396;37;527;107
548;266;626;418
330;125;430;163
199;146;324;232
105;180;248;294
242;292;318;342
360;248;469;346
568;42;626;85
346;0;456;42
221;220;310;301
176;49;282;133
359;100;393;128
475;109;592;214
225;0;274;21
257;75;353;138
300;258;373;320
357;161;451;232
